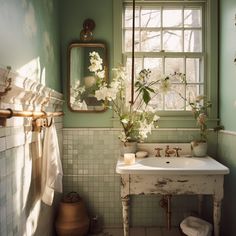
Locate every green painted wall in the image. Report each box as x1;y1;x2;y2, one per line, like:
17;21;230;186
218;0;236;235
217;132;236;236
60;0;219;129
0;0;61;92
59;0;114;127
219;0;236;131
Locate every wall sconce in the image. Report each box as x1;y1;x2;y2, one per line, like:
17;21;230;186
80;19;96;41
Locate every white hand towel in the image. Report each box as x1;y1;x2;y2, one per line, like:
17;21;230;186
41;118;63;206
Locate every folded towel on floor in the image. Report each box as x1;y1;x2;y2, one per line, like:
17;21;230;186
180;216;212;236
41;118;63;206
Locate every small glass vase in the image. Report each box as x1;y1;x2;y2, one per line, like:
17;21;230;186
120;141;137;156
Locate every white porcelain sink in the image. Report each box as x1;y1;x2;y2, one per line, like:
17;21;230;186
140;157;205;168
116;156;229;175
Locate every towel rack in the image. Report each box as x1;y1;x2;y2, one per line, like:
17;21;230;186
0;108;64;127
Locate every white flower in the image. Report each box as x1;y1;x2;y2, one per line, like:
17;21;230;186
153;115;160;122
121;118;129;124
88;51;103;72
95;87;107;100
78;86;85;94
75;80;80;86
96;70;105;79
107;87;118;101
138;120;152;140
159;76;171;94
88;61;102;72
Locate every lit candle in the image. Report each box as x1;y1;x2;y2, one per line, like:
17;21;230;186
124;153;135;165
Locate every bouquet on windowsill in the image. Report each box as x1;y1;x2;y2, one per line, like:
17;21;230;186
86;52;186;145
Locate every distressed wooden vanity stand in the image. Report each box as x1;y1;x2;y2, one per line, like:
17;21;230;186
120;173;224;236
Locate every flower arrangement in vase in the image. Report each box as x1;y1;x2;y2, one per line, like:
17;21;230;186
188;95;212;156
78;51;185;155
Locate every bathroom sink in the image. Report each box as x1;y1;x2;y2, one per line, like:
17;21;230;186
139;157;205;168
116;156;229;175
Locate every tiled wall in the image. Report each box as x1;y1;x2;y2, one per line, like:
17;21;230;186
0;116;63;236
62;128;217;228
0;68;64;236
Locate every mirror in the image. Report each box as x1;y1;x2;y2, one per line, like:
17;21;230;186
68;42;108;112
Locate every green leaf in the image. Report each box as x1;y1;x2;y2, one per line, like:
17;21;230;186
145;87;155;93
142;89;151;104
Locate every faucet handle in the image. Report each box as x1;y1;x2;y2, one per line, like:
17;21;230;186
155;147;163;157
173;147;182;157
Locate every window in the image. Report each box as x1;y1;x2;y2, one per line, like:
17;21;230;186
123;2;205;111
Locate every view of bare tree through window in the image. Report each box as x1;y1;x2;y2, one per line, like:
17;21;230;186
123;4;204;111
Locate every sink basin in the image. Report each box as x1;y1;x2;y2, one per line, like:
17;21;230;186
116;156;229;175
139;157;205;168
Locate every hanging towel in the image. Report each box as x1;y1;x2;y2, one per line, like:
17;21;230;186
41;118;63;206
180;216;212;236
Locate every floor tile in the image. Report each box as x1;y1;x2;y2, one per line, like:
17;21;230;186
101;228;124;236
161;227;183;236
146;227;162;236
130;227;146;236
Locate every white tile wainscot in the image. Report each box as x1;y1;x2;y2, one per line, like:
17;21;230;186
116;143;229;236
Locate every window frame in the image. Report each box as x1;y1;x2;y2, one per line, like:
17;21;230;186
113;0;219;128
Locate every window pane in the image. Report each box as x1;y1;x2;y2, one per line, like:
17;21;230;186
144;58;163;77
141;9;161;27
186;84;204;109
163;9;182;27
163;30;182;52
186;58;202;83
165;58;184;77
184;9;201;27
124;30;140;52
149;93;164;110
126;57;143;80
141;31;161;51
126;58;143;105
164;85;185;110
184;30;202;52
124;7;139;27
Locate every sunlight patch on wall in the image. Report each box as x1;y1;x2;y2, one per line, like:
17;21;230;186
23;2;37;38
43;31;55;63
17;57;41;82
